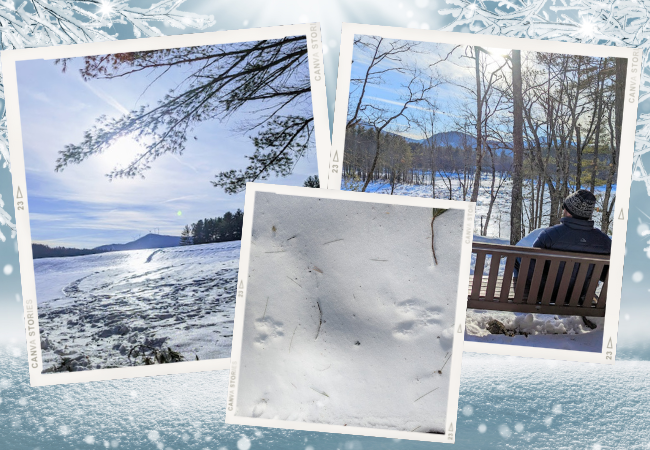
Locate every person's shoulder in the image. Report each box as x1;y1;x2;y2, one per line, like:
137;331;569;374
542;223;567;238
591;227;613;243
534;225;557;247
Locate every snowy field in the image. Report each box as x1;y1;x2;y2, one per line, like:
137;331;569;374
343;177;608;352
3;345;650;450
35;241;240;373
234;193;467;435
345;175;615;238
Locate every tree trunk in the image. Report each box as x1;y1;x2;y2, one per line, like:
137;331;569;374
510;49;524;245
575;125;582;189
615;58;627;154
599;58;628;233
590;62;605;192
361;131;382;192
471;47;483;203
482;148;498;236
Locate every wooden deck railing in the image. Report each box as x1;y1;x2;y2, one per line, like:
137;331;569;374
468;242;609;317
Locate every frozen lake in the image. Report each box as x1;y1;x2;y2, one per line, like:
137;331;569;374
347;176;616;239
34;241;240;373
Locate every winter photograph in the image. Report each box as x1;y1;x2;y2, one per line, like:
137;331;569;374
337;33;633;354
229;189;469;441
13;32;321;378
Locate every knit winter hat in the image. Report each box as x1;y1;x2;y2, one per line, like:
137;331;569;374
563;189;596;220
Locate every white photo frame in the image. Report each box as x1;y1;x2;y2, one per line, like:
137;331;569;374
327;23;641;364
226;182;475;443
4;23;331;386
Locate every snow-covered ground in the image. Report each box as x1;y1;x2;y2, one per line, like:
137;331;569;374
343;177;608;352
344;175;615;238
464;311;604;352
235;193;467;435
35;241;240;373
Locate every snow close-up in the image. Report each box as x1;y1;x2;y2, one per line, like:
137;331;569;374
35;241;239;373
234;192;467;435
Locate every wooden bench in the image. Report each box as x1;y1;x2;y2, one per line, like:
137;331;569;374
468;242;609;317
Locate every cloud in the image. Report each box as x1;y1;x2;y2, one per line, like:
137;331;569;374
82;80;130;115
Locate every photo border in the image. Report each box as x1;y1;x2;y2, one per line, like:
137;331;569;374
3;22;331;386
225;182;475;443
327;23;641;364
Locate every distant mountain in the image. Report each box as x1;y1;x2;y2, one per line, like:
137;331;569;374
33;233;181;259
93;233;181;252
406;131;478;148
357;122;512;150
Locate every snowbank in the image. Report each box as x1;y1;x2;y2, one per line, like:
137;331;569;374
465;310;604;352
235;192;467;434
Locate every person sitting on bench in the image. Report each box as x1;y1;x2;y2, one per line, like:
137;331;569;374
515;189;611;304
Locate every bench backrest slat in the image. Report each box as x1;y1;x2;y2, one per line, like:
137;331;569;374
583;262;605;307
485;253;502;300
514;257;530;300
540;259;562;306
500;256;517;302
568;262;591;306
555;260;575;302
596;277;609;307
471;251;487;300
526;258;546;304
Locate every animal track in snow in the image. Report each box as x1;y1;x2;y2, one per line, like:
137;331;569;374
254;317;284;346
392;299;444;337
252;398;267;417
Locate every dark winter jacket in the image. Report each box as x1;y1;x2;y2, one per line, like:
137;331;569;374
515;217;611;304
532;217;611;255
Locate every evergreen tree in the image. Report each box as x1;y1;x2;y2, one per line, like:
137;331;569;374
183;210;244;245
193;220;205;245
303;175;320;188
179;225;192;246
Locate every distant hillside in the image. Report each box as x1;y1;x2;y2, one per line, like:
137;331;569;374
93;234;180;252
405;131;477;147
32;244;99;259
33;233;181;259
405;131;515;150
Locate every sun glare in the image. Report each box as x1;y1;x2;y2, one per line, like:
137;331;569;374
484;47;510;58
580;20;596;36
98;136;142;171
98;1;114;17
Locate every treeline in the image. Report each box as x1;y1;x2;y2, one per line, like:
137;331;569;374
180;209;244;245
32;243;101;259
343;127;511;197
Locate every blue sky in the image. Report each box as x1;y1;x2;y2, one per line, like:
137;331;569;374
348;38;499;139
16;48;318;249
347;39;615;142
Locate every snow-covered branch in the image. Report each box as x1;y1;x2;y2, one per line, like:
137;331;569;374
0;192;16;242
441;0;650;195
0;0;215;243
